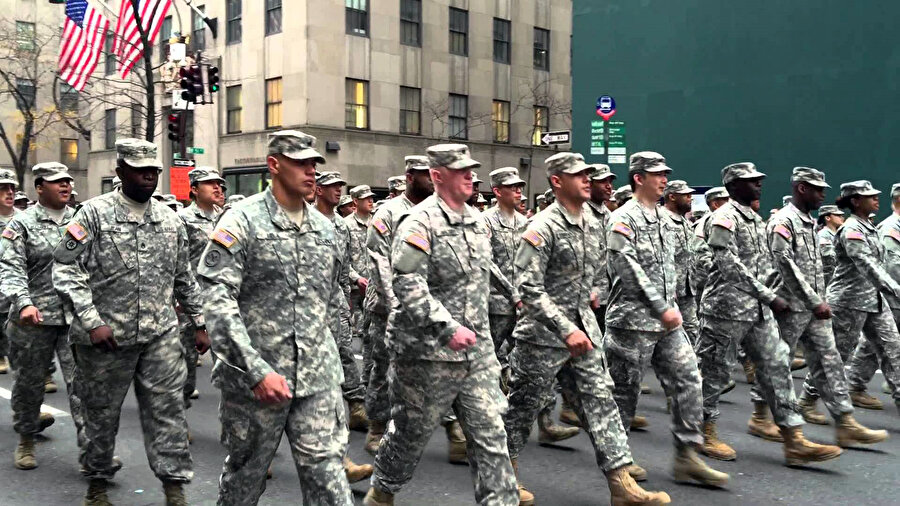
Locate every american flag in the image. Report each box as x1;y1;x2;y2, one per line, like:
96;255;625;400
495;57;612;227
58;0;110;91
113;0;173;79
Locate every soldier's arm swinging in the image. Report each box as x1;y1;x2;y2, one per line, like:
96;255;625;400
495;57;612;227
843;228;900;298
769;222;824;310
706;221;778;305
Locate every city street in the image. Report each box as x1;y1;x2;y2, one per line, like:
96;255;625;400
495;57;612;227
1;351;897;505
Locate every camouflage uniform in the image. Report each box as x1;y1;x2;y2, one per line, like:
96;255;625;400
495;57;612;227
0;168;19;367
661;182;700;346
817;225;838;287
52;140;205;483
372;145;516;504
198;131;352;505
343;185;374;352
585;198;611;330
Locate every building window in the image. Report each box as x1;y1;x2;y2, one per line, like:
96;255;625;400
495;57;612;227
449;8;468;56
226;0;242;44
104;31;115;75
532;106;548;146
159;16;172;61
191;5;206;51
16;21;35;50
346;0;368;37
266;0;282;35
534;27;550;71
265;78;283;129
15;78;35;110
492;100;510;143
60;139;78;169
104;109;116;150
345;79;368;129
226;85;242;133
59;83;78;114
493;18;510;64
400;86;420;135
449;94;467;139
400;0;421;47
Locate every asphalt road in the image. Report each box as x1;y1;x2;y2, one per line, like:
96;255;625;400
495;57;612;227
1;351;898;505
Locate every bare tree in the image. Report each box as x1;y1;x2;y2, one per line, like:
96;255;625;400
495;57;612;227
423;96;493;141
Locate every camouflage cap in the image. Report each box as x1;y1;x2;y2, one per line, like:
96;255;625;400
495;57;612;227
188;166;225;186
71;190;78;197
839;180;880;199
704;186;729;202
14;191;27;202
629;151;672;174
536;194;546;204
590;164;617;181
350;184;375;199
721;162;766;184
426;144;481;170
663;179;694;197
116;138;162;169
267;130;325;163
477;193;487;204
791;166;830;188
0;169;18;187
161;193;178;203
520;194;528;201
545;152;592;177
891;183;900;198
543;188;555;202
32;162;73;183
693;209;708;220
489;167;526;188
817;204;844;217
112;175;121;188
471;171;483;184
315;171;346;187
613;185;633;203
388;175;406;192
782;195;793;207
404;155;430;172
225;194;245;205
338;195;354;207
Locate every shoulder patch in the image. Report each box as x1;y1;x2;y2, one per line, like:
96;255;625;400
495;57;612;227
405;233;430;253
211;228;238;249
846;230;865;241
612;222;633;238
523;230;543;247
773;224;792;240
1;228;17;240
373;219;388;235
66;222;88;242
889;228;900;242
712;217;735;231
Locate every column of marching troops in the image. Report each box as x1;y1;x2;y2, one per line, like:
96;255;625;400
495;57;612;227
1;128;899;506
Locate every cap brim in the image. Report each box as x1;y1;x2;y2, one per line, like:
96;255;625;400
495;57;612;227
737;170;767;180
858;189;881;196
495;176;526;187
561;162;595;175
194;175;226;184
801;180;831;188
355;192;376;199
591;173;617;181
319;179;346;186
123;157;163;169
667;187;695;195
42;173;74;182
446;158;481;170
0;178;18;186
407;164;431;172
282;148;326;164
644;165;673;173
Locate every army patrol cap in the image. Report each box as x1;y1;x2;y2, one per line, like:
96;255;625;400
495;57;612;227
590;164;617;181
388;175;406;192
0;169;17;187
489;167;526;188
267;130;325;163
663;180;694;197
721;162;766;184
14;191;27;202
545;152;592;177
188;166;225;186
693;209;708;220
116;138;162;169
817;205;844;217
782;195;793;206
891;183;900;198
338;195;354;208
226;194;245;205
471;171;483;184
839;180;880;198
791;166;830;188
315;171;346;187
404;155;430;172
705;186;729;202
543;188;555;201
613;185;633;203
32;162;73;183
426;144;481;170
520;194;528;201
629;151;672;174
350;184;375;199
536;194;546;204
477;193;487;204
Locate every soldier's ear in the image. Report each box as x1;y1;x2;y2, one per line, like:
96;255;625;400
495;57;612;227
266;155;280;177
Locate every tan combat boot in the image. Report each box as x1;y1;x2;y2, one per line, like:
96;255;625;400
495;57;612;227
82;479;112;506
365;420;386;455
790;357;807;371
538;410;580;443
163;481;187;506
363;487;394;506
14;435;37;470
511;458;535;506
701;421;736;461
673;446;729;487
742;359;756;384
343;456;374;483
445;420;468;464
849;390;883;410
348;401;370;432
630;415;649;430
625;462;647;482
781;426;842;466
798;393;828;425
835;414;889;447
747;402;784;442
558;407;583;428
607;465;671;505
38;412;55;433
0;356;8;374
640;384;652;395
44;375;58;394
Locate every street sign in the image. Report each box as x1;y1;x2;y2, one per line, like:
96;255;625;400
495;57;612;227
608;155;627;164
172;159;196;167
596;95;616;121
541;130;571;145
590;120;605;155
170;166;192;200
187;147;205;154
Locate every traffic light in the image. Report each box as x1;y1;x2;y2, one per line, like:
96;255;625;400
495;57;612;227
179;65;203;104
167;112;183;141
207;66;219;94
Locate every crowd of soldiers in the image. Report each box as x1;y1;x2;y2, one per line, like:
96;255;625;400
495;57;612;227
0;129;898;506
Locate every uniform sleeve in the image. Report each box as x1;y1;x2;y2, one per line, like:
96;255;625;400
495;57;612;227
606;220;670;318
366;212;398;307
489;260;518;303
515;228;580;341
52;207;105;331
197;213;275;388
843;227;900;298
691;223;713;296
881;227;900;290
0;220;32;315
769;220;823;309
707;217;778;304
172;219;206;324
819;234;836;286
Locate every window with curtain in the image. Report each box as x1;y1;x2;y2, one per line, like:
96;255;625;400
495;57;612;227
492;100;510;143
345;79;369;129
449;8;468;56
266;78;283;128
400;86;420;135
449;94;467;139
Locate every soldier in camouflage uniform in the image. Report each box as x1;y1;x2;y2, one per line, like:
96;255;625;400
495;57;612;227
198;131;353;505
387;175;406;198
52;139;208;505
612;185;632;210
696;162;842;466
661;180;700;346
0;168;19;375
365;144;519;506
816;205;844;286
1;163;85;471
338;194;356;217
344;184;375;378
765;168;887;446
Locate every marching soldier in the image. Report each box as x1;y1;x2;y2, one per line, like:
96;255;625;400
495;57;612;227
344;184;375;375
0;168;19;375
660;180;701;346
816;204;845;286
337;194;356;217
387;175;406;198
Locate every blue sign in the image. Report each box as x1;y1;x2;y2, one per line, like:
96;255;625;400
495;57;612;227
596;95;616;120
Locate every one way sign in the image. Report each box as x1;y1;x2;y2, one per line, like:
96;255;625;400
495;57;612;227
541;130;571;146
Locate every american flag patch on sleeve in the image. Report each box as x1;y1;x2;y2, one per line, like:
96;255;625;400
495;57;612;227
405;233;430;253
66;223;88;242
1;228;16;240
211;228;238;248
889;228;900;242
373;219;388;235
712;217;735;231
846;230;865;241
773;224;791;240
611;222;633;238
523;230;543;247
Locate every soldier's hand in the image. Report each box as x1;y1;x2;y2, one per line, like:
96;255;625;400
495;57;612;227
89;325;118;352
515;300;524;310
769;296;790;314
660;308;683;330
448;326;477;351
565;330;593;357
590;293;601;310
812;302;832;320
253;373;292;404
195;328;211;354
356;277;369;292
19;306;43;326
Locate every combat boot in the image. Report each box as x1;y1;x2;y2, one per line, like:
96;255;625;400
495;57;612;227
82;479;112;506
640;384;652;395
365;420;386;455
607;465;671;506
701;421;736;461
790;357;807;371
500;367;511;395
781;426;842;466
835;414;889;447
558;406;583;428
747;402;784;442
538;410;580;443
511;458;535;506
44;375;58;394
14;435;37;470
445;420;467;464
363;487;394;506
672;446;729;487
343;456;374;483
630;415;649;430
0;356;8;374
348;401;370;432
798;393;828;425
849;389;883;410
882;381;892;395
162;481;187;506
720;379;736;395
38;412;55;433
742;359;756;384
625;463;647;482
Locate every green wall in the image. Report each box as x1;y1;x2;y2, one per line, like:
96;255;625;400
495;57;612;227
572;0;900;214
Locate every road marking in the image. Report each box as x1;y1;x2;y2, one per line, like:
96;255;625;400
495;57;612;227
0;387;70;417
